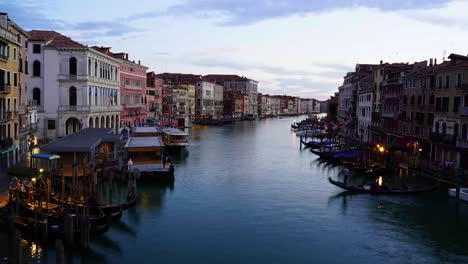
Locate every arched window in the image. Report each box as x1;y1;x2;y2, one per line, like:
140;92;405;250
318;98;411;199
33;61;41;77
430;93;434;104
464;94;468;107
403;95;407;104
33;88;41;105
410;95;415;105
462;124;467;140
454;123;459;137
69;57;77;75
417;94;422;105
69;86;77;106
442;122;447;135
435;122;439;134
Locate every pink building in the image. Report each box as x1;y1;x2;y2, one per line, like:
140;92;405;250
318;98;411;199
93;47;148;128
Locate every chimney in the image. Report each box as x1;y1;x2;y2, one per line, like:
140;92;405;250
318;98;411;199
0;13;8;29
429;58;433;67
434;58;437;65
138;60;140;65
380;60;383;65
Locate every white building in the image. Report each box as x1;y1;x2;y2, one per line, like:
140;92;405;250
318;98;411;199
28;30;121;141
195;81;215;117
268;96;281;116
213;83;223;119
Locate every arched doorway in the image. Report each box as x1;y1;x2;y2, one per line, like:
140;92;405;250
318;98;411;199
89;117;93;128
65;117;81;135
95;116;99;128
100;116;105;128
106;116;110;128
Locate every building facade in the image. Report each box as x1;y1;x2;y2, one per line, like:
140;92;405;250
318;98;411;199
0;13;22;167
146;72;163;119
28;30;121;141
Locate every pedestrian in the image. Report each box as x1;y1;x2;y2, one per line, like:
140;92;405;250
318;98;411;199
343;167;350;185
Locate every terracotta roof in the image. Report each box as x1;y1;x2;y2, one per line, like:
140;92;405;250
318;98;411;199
47;35;86;48
28;30;61;41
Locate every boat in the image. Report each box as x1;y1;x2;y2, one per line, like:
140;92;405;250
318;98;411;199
328;177;439;194
162;128;189;148
310;147;356;160
245;114;257;120
448;188;468;202
300;138;337;149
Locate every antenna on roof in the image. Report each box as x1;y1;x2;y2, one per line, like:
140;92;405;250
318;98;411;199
443;50;446;61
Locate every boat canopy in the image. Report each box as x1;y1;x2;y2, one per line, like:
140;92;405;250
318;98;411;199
163;128;188;136
125;136;165;149
31;153;61;160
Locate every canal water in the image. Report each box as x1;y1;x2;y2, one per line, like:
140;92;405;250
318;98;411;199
2;116;468;263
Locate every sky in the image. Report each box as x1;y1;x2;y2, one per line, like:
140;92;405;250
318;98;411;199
2;0;468;100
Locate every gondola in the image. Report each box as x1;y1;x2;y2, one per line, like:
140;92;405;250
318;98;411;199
300;138;337;149
14;214;110;240
328;177;439;194
310;147;355;159
50;196;125;221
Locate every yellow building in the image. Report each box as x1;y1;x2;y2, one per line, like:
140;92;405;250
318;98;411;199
0;13;22;167
178;83;195;119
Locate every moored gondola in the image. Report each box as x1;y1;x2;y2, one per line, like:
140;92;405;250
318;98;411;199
328;177;439;194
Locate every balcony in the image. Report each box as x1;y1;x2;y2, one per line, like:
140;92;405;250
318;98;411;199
19;123;38;134
58;74;86;81
123;103;144;108
27;100;38;111
460;106;468;116
0;26;21;45
0;84;11;94
429;132;457;145
59;105;122;113
0;111;12;122
457;138;468;149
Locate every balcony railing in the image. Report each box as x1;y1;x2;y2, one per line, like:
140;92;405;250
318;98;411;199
123;103;144;108
457;138;468;149
58;105;122;113
0;26;20;45
27;100;38;111
0;111;12;122
429;132;457;145
0;84;11;94
460;106;468;116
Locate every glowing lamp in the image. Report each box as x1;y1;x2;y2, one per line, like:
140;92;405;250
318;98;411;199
39;168;44;173
31;177;36;183
379;147;385;153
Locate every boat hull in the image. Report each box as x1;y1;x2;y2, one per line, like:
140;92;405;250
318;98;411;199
328;177;439;194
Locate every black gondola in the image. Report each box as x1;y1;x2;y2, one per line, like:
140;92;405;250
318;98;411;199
327;177;439;194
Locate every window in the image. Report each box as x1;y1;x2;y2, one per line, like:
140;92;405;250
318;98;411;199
457;73;462;88
463;124;468;140
69;87;77;106
6;46;9;58
417;94;422;105
465;94;468;107
135;80;141;87
446;75;450;88
435;97;442;111
95;61;98;77
454;123;459;137
430;93;434;104
69;57;77;75
442;123;447;134
33;88;41;105
13;73;17;86
19;59;23;73
88;59;91;75
125;79;130;85
25;60;28;74
442;97;449;112
47;120;56;130
411;95;415;105
33;61;41;77
454;96;460;112
0;70;4;90
439;76;442;89
6;71;10;85
13;48;16;60
33;44;41;54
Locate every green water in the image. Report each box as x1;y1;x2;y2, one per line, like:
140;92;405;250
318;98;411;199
2;116;468;263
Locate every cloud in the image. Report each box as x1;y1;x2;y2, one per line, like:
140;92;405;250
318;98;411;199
163;0;451;26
